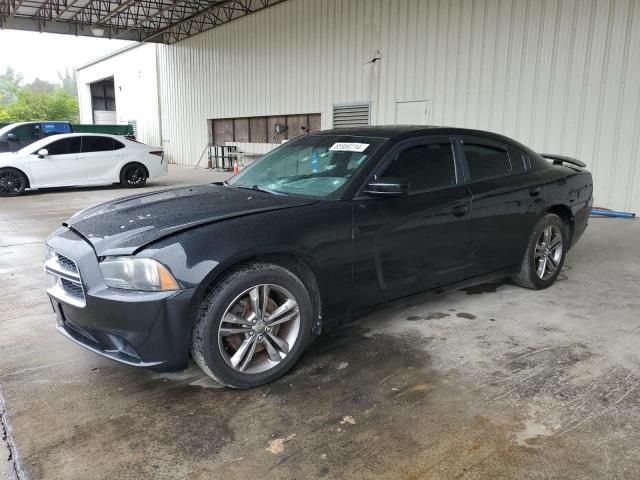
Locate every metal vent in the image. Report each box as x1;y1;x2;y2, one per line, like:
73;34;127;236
332;103;370;128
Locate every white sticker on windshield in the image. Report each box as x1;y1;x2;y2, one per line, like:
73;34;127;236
329;142;370;153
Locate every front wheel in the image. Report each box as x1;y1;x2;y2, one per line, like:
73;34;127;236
0;168;27;197
120;163;148;188
513;213;567;290
191;263;313;388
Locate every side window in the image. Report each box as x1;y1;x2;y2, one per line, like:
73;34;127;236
383;143;456;193
45;137;81;155
43;123;72;135
82;136;114;153
29;124;41;140
113;139;125;150
509;148;528;173
12;125;30;141
461;143;511;181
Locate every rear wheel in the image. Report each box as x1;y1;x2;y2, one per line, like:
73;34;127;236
513;213;567;289
0;168;27;197
120;163;148;188
191;262;313;388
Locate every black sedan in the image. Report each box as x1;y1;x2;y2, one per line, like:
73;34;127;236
45;126;593;388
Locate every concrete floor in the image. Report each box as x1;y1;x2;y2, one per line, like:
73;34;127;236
1;165;639;479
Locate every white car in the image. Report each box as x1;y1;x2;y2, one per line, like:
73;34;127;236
0;133;167;196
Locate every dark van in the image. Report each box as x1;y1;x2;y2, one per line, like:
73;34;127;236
0;121;74;152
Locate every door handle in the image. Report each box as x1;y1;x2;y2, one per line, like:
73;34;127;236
451;205;469;217
529;186;542;196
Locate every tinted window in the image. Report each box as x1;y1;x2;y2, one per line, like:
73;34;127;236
462;143;511;181
11;125;30;141
509;148;528;173
29;124;41;140
82;136;114;153
46;137;81;155
42;123;72;135
113;139;125;150
383;143;456;193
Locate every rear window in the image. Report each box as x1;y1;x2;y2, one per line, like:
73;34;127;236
462;143;511;181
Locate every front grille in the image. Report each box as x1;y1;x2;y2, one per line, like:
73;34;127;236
56;253;79;275
60;278;84;298
44;248;86;308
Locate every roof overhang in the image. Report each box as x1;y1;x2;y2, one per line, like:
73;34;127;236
0;0;286;44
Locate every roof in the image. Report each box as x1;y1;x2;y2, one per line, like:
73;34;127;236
316;125;538;154
0;0;286;44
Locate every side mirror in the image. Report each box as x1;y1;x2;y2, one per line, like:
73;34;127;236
7;133;17;141
37;148;48;158
364;177;410;196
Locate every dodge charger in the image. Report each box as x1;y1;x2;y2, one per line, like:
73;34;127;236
44;126;593;388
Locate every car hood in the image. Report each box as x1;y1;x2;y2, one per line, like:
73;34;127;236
64;184;317;256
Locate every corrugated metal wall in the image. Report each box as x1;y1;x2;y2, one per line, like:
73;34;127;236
157;0;640;211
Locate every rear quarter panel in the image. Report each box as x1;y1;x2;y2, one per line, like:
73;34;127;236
537;164;593;246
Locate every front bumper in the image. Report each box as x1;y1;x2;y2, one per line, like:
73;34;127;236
47;227;196;371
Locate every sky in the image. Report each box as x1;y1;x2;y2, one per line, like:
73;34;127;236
0;30;134;84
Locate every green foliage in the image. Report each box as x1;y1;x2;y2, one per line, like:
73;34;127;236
0;67;23;106
0;67;79;123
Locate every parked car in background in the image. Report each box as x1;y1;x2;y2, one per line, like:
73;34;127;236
0;133;165;196
44;126;593;388
0;121;73;152
0;121;138;153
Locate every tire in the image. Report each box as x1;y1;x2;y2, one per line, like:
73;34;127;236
513;213;567;290
191;262;314;388
0;168;28;197
120;163;148;188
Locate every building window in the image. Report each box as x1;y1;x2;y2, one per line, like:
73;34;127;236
332;103;370;128
210;113;321;145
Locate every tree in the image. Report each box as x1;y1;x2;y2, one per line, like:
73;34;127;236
0;67;23;106
0;67;79;123
3;88;79;122
58;68;77;97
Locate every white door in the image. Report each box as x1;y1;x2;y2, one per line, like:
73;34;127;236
93;110;117;124
81;136;122;181
28;137;86;186
395;100;431;125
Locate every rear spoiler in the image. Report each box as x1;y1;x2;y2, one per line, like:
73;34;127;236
541;153;587;168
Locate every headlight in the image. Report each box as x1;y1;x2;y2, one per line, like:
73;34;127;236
44;245;56;263
99;257;179;291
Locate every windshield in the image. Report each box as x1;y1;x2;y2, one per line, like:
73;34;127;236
0;123;23;137
227;134;387;199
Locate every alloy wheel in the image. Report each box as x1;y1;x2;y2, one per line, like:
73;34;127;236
126;166;146;186
217;284;301;374
534;225;563;281
0;170;26;195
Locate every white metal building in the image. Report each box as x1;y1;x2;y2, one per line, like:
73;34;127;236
76;43;162;147
75;0;640;212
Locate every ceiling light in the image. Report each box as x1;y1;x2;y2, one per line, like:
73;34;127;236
91;26;105;37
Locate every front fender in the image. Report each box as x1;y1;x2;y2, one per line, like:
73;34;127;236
139;201;354;331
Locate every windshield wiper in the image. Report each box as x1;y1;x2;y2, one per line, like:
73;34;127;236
235;184;287;196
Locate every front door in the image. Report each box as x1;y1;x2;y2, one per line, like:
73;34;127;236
28;136;85;186
352;137;472;310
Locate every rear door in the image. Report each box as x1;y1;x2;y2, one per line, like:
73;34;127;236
352;136;472;308
81;136;120;181
457;135;545;276
28;137;84;186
